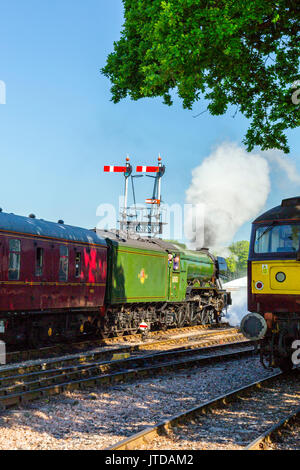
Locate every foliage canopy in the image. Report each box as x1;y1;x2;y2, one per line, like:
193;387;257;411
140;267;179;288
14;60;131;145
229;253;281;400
225;240;250;276
102;0;299;153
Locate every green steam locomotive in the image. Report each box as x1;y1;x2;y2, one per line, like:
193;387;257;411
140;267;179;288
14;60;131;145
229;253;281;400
100;234;231;335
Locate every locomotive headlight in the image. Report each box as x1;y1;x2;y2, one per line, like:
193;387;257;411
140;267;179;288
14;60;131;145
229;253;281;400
240;313;267;340
255;281;264;290
275;271;286;283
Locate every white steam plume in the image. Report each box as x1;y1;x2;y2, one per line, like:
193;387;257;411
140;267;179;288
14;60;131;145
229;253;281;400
185;142;271;249
222;277;248;326
263;149;300;184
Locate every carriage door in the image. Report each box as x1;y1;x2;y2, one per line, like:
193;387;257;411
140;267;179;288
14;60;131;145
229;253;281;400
168;253;181;301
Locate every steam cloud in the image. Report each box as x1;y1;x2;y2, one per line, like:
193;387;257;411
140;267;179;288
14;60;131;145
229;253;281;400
185;142;271;249
184;143;300;326
263;149;300;184
222;277;248;326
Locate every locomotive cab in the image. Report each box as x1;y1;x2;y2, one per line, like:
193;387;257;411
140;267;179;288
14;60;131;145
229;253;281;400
167;252;182;301
241;197;300;370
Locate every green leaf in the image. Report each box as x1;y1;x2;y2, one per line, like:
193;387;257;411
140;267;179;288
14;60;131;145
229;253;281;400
102;0;300;153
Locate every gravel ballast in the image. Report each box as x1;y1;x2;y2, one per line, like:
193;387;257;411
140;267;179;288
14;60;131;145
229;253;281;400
268;416;300;450
141;373;300;450
0;356;281;450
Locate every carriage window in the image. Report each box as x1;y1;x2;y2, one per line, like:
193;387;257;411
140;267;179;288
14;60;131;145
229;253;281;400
75;252;81;278
59;246;69;281
8;239;21;280
35;247;43;276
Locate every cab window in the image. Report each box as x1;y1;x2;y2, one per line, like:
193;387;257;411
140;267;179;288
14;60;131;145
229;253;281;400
8;239;21;280
173;255;180;271
255;224;300;254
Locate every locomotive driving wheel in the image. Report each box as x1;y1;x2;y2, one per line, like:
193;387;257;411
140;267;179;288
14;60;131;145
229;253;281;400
198;307;214;325
175;306;186;327
130;306;141;334
188;303;198;326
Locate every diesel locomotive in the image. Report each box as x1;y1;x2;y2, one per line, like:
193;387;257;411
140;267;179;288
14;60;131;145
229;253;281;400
0;210;231;346
241;197;300;371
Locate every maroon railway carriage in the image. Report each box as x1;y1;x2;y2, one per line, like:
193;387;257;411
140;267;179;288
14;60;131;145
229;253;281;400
0;211;107;345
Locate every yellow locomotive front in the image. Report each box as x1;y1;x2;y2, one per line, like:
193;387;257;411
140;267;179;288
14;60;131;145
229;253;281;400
241;197;300;371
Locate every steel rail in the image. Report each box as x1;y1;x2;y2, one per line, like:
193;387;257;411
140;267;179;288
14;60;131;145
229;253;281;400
1;328;242;379
0;342;255;409
107;371;294;450
246;405;300;450
0;339;253;390
6;324;230;364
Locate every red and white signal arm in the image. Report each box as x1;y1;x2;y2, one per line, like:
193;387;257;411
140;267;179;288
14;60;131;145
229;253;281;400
145;199;160;205
139;322;149;331
104;166;127;172
136;166;160;173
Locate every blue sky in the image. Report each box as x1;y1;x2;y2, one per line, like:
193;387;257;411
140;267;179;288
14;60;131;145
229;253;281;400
0;0;299;245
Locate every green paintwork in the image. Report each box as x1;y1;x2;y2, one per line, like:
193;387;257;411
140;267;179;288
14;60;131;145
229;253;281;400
181;250;215;283
105;239;216;305
169;249;215;302
106;240;169;304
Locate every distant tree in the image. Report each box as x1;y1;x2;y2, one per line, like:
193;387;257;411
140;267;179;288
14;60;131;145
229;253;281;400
225;254;238;274
227;240;250;276
102;0;299;153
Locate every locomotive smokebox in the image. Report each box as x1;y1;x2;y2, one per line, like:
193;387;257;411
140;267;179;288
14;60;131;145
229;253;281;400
240;313;267;341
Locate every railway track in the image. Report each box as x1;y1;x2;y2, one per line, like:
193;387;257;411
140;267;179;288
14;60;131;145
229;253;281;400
246;405;300;450
107;369;300;450
0;338;255;410
1;327;244;379
6;324;229;364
